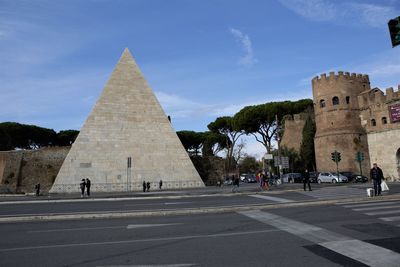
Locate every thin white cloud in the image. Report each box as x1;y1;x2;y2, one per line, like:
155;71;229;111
230;28;257;67
279;0;399;28
279;0;336;21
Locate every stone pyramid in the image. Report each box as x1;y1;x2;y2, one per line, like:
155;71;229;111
50;48;204;193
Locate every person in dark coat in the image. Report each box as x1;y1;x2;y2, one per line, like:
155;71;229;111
142;181;146;192
303;169;312;191
80;179;86;198
159;179;163;190
370;163;384;196
146;181;151;192
86;178;91;197
35;183;41;196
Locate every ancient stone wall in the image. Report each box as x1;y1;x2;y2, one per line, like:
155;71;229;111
0;147;69;193
367;130;400;181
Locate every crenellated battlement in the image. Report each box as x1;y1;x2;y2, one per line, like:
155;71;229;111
358;86;400;108
312;71;370;84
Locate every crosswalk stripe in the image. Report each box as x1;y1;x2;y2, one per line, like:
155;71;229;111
381;216;400;222
248;195;293;203
341;201;400;208
353;204;400;212
365;210;400;216
239;210;400;266
299;188;366;200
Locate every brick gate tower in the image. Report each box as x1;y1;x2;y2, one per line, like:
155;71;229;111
312;71;371;175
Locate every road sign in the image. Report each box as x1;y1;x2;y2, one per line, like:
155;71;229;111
274;156;280;167
281;157;289;169
264;153;273;160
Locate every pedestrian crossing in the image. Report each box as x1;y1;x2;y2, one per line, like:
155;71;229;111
299;186;366;200
337;200;400;225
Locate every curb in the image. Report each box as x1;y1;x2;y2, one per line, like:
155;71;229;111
2;194;400;223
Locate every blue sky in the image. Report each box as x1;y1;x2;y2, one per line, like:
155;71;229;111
0;0;399;158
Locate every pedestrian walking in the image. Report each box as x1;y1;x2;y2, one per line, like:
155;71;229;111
142;181;146;192
370;163;384;196
259;172;265;191
35;183;41;196
232;176;240;192
303;169;312;191
80;179;86;198
159;179;163;190
86;178;91;197
146;181;151;192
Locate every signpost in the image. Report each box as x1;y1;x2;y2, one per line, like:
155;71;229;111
331;150;341;178
127;156;132;191
355;151;365;176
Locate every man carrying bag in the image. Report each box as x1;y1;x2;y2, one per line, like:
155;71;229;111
370;163;384;196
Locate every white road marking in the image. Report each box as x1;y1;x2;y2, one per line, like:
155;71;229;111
352;204;400;211
341;201;400;208
365;210;400;216
28;226;125;233
239;210;400;267
126;223;183;229
164;202;192;205
97;264;195;267
248;195;293;203
0;229;280;252
381;216;400;222
27;223;183;233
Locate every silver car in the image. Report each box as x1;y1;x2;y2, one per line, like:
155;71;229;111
317;172;348;183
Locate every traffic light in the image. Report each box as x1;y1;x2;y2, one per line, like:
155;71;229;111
388;16;400;47
331;152;336;162
337;152;341;162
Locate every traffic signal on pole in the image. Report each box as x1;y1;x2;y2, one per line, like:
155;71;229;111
388;16;400;48
337;152;341;162
331;152;336;162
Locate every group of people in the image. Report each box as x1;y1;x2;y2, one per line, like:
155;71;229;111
79;178;91;197
142;180;163;192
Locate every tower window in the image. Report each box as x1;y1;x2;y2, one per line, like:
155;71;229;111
332;96;339;105
319;99;326;108
346;96;350;104
382;117;387;124
371;119;376;126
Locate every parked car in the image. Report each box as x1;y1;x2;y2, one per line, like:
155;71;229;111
281;173;303;183
240;174;247;182
352;174;368;183
317;172;348;183
309;171;319;183
340;172;353;182
244;174;257;183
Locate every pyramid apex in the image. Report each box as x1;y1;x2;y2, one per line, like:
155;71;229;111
118;48;135;63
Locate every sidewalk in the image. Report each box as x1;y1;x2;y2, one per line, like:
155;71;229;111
0;182;397;203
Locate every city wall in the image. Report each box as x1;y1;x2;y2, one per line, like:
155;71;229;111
0;147;69;193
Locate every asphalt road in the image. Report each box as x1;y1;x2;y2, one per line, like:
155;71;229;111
1;182;399;220
1;182;400;266
1;198;400;266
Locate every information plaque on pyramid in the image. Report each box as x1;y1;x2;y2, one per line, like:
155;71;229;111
50;48;204;193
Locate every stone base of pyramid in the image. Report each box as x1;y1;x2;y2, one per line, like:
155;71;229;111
50;48;204;193
50;180;204;193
